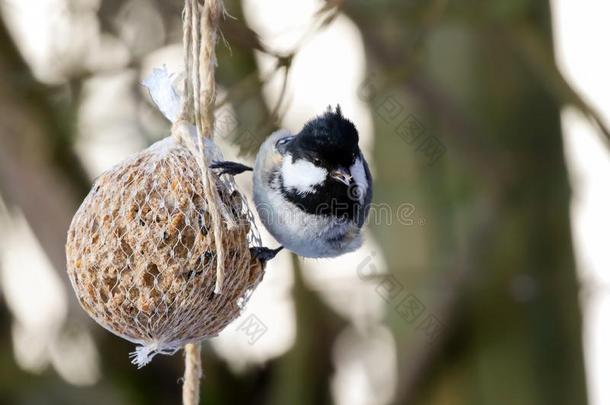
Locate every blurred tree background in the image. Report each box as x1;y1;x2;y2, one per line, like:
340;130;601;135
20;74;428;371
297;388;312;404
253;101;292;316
0;0;597;404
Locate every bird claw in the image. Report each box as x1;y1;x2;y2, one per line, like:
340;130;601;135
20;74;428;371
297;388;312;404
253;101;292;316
250;246;284;263
210;161;253;176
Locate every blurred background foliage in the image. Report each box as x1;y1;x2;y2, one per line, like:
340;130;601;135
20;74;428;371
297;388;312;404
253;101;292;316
0;0;597;404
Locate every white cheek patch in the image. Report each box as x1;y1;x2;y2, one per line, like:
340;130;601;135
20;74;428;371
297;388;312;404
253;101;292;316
281;155;327;194
350;157;368;203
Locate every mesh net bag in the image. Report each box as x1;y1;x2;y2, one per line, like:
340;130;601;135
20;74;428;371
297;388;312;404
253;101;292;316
66;134;264;367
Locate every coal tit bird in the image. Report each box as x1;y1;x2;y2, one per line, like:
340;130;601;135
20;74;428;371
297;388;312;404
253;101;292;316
212;106;372;259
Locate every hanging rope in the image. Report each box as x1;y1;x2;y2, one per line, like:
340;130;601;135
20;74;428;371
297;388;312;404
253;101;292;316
176;1;227;404
173;0;232;297
183;343;203;405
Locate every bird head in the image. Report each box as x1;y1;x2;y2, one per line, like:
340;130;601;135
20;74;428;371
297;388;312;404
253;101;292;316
278;106;360;189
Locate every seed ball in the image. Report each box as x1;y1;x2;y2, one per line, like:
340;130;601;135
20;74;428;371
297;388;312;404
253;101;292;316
65;137;264;366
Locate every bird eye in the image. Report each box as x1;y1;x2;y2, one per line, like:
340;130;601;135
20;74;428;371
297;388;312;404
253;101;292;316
313;158;321;166
275;137;292;152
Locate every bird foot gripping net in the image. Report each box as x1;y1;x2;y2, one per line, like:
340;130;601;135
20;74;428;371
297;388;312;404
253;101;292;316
65;0;264;403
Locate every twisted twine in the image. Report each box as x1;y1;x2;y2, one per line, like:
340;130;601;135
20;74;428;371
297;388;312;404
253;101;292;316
183;343;203;405
176;1;227;404
174;0;231;297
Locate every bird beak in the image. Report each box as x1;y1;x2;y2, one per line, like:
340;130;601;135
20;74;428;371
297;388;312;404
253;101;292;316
331;168;352;186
